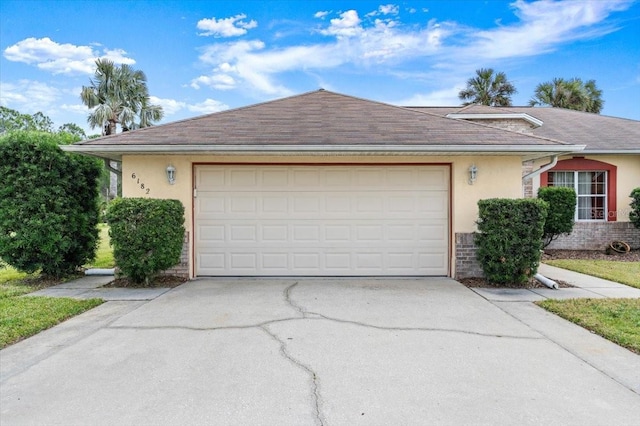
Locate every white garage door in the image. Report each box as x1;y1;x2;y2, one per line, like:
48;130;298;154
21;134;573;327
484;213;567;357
194;165;449;276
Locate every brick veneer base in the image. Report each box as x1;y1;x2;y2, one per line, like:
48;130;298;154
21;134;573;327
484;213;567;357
160;231;190;278
455;233;483;279
546;222;640;250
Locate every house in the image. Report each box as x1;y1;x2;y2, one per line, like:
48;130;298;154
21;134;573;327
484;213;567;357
63;90;588;279
413;104;640;251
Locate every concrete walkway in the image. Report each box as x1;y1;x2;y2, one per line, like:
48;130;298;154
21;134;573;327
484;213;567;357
469;263;640;302
2;274;639;425
25;274;171;301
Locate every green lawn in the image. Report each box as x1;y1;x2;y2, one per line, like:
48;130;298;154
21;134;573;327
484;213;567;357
544;259;640;288
0;294;102;348
86;223;115;269
0;224;112;348
537;298;640;354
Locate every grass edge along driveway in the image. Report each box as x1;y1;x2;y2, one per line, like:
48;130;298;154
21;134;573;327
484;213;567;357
536;298;640;355
0;284;102;349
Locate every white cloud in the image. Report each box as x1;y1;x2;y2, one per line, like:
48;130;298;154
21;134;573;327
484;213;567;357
60;103;91;114
379;4;400;15
190;0;630;100
187;99;229;114
193;10;450;97
368;4;400;17
197;14;258;37
392;87;461;106
148;96;187;116
190;74;237;90
3;37;136;75
456;0;633;60
0;80;60;111
320;10;363;37
146;96;228;116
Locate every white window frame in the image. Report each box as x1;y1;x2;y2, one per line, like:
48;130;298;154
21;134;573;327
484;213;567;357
548;170;608;222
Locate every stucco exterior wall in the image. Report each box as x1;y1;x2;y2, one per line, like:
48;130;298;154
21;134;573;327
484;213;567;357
121;154;525;278
122;154;524;233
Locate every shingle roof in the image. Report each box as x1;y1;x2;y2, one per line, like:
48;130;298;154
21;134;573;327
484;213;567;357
410;105;640;152
77;90;570;147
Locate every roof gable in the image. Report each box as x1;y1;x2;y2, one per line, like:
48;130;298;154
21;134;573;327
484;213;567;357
77;90;568;148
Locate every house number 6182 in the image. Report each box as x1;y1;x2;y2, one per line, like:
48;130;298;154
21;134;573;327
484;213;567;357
131;173;151;194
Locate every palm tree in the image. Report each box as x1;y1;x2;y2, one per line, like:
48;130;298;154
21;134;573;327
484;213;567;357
458;68;517;106
81;59;164;198
81;59;164;135
529;78;603;114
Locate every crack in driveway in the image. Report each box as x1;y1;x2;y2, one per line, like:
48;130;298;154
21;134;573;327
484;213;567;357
259;324;324;426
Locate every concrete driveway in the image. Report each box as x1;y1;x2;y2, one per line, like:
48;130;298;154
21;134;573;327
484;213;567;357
2;278;640;425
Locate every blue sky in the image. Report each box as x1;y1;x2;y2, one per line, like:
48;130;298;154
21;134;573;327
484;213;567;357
1;0;639;135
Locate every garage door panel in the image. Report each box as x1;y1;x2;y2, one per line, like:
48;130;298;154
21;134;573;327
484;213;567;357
197;221;448;247
198;190;447;219
195;165;449;276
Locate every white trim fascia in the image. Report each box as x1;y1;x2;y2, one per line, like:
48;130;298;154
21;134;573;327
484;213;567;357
580;150;640;154
62;143;585;154
446;113;544;128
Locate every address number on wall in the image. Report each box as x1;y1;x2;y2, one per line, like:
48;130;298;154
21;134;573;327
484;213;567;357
130;173;151;194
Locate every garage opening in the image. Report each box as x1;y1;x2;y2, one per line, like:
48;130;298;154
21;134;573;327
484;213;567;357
194;165;449;276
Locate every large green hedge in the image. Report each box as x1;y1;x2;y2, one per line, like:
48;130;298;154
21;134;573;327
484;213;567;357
106;198;185;284
476;198;548;285
538;186;576;248
0;131;102;277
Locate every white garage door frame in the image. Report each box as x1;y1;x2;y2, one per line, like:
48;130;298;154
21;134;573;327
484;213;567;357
193;163;451;277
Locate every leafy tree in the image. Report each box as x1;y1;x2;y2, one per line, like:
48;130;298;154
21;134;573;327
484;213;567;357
81;59;164;135
0;131;102;277
538;187;577;248
529;78;603;113
0;106;53;133
458;68;517;106
31;112;54;132
58;123;87;139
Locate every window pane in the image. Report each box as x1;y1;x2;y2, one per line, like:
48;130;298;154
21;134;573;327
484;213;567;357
548;171;574;188
577;171;606;195
577;196;606;220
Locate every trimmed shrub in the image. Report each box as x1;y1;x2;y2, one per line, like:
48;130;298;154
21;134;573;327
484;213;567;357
538;186;576;248
0;131;101;277
475;198;548;285
630;188;640;229
106;198;185;284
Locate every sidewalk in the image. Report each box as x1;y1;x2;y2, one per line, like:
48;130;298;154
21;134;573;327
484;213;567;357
25;274;171;301
469;263;640;302
468;263;640;395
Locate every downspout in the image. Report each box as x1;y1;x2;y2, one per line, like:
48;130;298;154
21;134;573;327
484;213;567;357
523;155;560;290
522;155;558;183
534;273;558;289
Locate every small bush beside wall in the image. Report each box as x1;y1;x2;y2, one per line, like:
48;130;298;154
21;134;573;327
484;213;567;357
630;188;640;230
538;186;576;248
106;198;185;285
476;198;548;285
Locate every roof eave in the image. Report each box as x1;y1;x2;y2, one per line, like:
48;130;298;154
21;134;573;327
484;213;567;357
61;143;585;162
